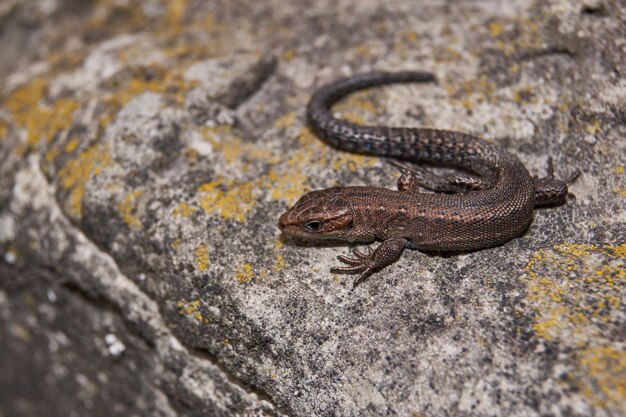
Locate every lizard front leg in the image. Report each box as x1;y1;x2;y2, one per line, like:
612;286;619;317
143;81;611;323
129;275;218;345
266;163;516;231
332;237;408;289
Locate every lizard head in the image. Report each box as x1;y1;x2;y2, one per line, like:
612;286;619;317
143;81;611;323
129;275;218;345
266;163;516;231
278;188;354;240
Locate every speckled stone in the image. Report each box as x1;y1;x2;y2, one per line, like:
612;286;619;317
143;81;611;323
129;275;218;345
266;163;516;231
1;0;624;416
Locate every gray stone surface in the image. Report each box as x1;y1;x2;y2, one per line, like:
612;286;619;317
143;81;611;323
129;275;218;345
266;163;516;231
1;0;625;416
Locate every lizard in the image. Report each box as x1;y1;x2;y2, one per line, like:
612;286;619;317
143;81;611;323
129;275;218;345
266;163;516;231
277;71;578;288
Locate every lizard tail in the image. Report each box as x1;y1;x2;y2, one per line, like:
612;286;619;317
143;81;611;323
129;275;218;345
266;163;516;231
306;71;499;174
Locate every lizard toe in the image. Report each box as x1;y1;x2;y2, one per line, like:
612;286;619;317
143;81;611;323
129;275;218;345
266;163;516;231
331;264;367;274
337;255;363;266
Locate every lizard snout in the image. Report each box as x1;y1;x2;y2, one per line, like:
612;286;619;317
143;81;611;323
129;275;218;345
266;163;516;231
277;210;291;230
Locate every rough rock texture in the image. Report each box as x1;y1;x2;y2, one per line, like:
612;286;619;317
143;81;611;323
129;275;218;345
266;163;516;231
1;0;625;416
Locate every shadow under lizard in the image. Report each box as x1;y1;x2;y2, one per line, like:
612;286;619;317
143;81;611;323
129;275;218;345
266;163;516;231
278;71;577;288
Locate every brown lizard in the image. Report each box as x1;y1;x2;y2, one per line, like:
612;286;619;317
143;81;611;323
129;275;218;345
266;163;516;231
278;71;578;288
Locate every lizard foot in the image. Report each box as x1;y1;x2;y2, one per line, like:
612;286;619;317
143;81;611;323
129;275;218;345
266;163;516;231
331;238;408;290
534;157;580;206
333;248;377;289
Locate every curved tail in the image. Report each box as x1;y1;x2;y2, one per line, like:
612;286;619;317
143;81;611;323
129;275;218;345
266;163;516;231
305;71;499;175
307;71;436;112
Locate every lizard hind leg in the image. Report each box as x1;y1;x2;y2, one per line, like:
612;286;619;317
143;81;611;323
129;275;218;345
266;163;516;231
391;160;492;193
533;157;580;206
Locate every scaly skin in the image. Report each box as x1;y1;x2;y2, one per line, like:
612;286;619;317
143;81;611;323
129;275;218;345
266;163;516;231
278;71;575;288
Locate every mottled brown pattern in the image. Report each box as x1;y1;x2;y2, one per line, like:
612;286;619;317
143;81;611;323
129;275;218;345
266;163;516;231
278;72;573;288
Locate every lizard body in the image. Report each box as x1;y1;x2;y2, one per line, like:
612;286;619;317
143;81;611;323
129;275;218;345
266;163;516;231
278;72;575;287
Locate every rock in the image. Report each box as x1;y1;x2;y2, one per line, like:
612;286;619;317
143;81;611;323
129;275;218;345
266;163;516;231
1;0;624;416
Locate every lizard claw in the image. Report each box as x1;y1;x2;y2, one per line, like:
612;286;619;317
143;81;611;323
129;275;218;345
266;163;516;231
351;268;379;290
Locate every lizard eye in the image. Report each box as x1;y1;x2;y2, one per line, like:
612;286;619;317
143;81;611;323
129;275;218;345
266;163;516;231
304;221;323;232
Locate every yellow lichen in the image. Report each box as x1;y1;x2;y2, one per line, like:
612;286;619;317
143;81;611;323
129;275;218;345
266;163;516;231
57;144;112;218
183;147;198;162
453;75;498;107
578;347;626;412
198;122;364;220
516;17;542;50
44;148;60;163
243;145;279;164
587;120;601;135
334;152;377;172
177;299;207;323
235;263;254;284
222;139;244;165
64;137;80;153
5;78;80;154
297;126;318;147
42;98;80;143
203;124;280;166
203;125;245;165
99;113;114;129
435;47;462;62
5;79;48;127
405;31;418;43
524;244;623;342
173;201;197;218
615;165;624;175
273;255;287;273
197;177;257;222
512;86;536;104
352;42;377;58
487;16;546;57
343;112;367;125
103;64;198;109
489;21;503;37
177;299;198;314
337;94;377;118
194;244;210;271
281;49;296;61
116;189;144;229
554;243;594;258
273;112;297;129
166;0;187;26
268;168;308;202
0;119;8;139
392;29;422;56
523;243;626;410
